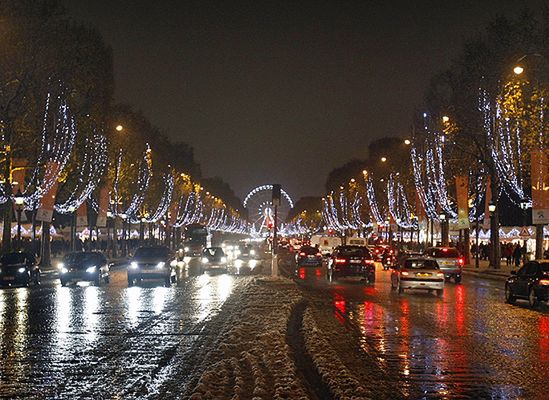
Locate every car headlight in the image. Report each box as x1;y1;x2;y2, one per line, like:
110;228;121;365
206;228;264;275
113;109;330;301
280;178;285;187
57;262;65;270
86;266;96;273
17;267;26;274
221;257;227;263
235;259;244;268
249;260;257;269
184;247;190;252
130;262;138;269
61;268;68;274
156;262;166;269
170;259;178;267
201;257;209;264
250;249;256;256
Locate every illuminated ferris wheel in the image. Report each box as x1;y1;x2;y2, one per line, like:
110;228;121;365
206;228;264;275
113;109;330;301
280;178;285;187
243;185;294;234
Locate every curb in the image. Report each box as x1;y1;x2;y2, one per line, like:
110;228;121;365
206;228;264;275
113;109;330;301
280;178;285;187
462;269;509;282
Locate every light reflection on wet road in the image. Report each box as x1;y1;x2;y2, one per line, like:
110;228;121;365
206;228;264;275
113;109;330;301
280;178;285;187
0;267;247;399
295;265;549;400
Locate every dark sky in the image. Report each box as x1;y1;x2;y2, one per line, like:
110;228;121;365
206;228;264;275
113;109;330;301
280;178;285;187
64;0;544;202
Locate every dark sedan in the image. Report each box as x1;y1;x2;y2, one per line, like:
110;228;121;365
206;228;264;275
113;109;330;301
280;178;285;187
128;246;178;286
505;260;549;308
327;245;375;283
0;252;40;287
58;252;110;286
296;245;323;267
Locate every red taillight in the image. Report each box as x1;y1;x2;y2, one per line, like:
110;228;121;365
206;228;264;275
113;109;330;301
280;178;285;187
335;258;346;264
401;270;409;276
442;248;448;252
539;279;549;286
364;259;374;264
458;258;464;266
437;272;444;277
316;253;322;257
299;252;306;257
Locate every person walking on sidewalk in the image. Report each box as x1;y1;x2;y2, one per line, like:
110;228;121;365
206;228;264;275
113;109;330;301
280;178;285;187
513;243;522;267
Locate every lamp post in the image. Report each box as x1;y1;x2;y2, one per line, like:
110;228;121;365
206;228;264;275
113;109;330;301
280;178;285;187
439;212;449;247
68;205;76;252
488;201;497;267
14;190;25;250
120;213;127;257
520;199;529;263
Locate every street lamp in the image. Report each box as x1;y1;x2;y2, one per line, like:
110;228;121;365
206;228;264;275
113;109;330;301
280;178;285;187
381;157;387;162
115;124;124;132
488;202;496;214
14;190;25;250
442;116;450;123
513;65;524;75
404;139;411;145
439;213;449;246
68;205;77;252
520;199;529;262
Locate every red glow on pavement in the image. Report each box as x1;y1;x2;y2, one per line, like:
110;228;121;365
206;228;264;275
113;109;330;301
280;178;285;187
539;316;549;364
298;268;306;280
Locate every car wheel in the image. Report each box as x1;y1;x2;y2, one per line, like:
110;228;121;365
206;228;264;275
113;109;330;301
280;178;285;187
528;287;538;308
170;274;177;284
95;274;101;286
397;282;404;294
60;279;67;287
369;273;375;283
454;275;462;284
504;284;516;304
436;289;443;297
164;276;171;287
34;272;41;285
127;275;134;286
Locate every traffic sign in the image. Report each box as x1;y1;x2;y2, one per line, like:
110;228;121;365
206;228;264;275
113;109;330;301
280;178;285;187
519;227;531;238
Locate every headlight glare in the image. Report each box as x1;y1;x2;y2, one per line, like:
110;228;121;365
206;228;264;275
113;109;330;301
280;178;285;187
156;262;166;269
17;267;26;274
57;262;65;270
61;268;68;274
221;257;227;263
86;266;96;273
201;257;209;264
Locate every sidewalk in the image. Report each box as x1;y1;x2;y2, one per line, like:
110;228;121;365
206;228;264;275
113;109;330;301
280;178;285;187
462;259;517;281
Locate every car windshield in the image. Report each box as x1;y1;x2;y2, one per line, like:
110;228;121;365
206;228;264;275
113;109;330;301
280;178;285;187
1;253;27;264
204;248;225;257
428;248;460;258
301;246;318;255
134;247;169;259
63;252;104;267
404;259;439;269
338;247;369;257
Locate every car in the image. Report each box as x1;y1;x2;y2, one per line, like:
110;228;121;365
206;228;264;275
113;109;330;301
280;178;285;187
424;247;464;283
391;257;444;295
327;245;375;282
58;252;109;286
128;246;178;286
201;247;229;272
0;252;40;287
505;260;549;308
295;245;323;267
183;242;204;257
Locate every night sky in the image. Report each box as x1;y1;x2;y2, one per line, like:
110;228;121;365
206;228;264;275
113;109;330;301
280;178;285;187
64;0;544;202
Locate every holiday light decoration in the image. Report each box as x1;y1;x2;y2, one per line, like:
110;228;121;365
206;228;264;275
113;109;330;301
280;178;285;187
142;173;174;223
55;131;108;214
387;173;414;228
23;94;77;210
124;144;153;220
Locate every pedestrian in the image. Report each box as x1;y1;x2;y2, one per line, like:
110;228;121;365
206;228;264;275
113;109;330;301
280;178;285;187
513;244;521;267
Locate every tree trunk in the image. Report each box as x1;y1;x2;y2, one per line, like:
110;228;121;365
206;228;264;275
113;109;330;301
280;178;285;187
463;228;471;265
536;225;544;259
40;221;51;267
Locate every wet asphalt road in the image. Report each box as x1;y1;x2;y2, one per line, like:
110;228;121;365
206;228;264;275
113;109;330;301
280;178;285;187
0;263;252;399
293;264;549;400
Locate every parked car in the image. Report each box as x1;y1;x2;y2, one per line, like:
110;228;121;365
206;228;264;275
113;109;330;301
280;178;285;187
59;252;109;286
391;257;444;295
295;245;323;267
505;260;549;308
327;245;375;283
0;252;40;287
201;247;229;272
424;247;464;283
128;246;178;286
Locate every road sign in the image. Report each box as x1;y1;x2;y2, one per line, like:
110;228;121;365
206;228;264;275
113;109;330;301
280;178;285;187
519;227;531;238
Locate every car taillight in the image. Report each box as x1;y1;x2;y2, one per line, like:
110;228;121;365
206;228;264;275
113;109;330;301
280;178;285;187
316;253;322;257
299;252;306;257
335;258;346;264
401;271;409;276
364;259;374;264
457;258;464;266
539;279;549;286
437;272;444;277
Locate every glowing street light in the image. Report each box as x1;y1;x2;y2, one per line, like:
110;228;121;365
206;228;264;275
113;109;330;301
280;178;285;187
513;65;524;75
116;125;124;132
380;157;387;162
442;116;450;123
404;139;411;145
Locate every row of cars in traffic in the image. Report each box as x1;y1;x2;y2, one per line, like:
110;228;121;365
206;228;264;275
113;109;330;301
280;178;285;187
293;242;465;296
0;241;264;289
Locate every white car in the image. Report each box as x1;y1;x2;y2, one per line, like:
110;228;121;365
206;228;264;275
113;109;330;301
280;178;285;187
391;257;444;296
